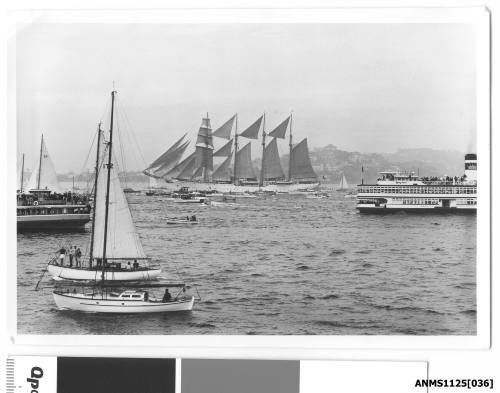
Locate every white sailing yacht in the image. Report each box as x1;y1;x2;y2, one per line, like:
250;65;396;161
53;91;194;313
48;121;161;281
337;173;349;191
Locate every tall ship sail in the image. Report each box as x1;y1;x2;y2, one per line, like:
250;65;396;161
17;135;91;231
143;112;319;192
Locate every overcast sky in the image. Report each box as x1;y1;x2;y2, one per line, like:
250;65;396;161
15;23;477;172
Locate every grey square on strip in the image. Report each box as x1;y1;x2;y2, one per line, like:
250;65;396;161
182;359;299;393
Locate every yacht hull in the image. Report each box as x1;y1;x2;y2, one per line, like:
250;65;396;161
47;265;162;281
53;292;195;313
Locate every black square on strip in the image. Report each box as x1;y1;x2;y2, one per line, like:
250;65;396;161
57;357;175;393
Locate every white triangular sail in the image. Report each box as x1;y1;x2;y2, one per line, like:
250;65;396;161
26;136;62;193
17;156;27;192
338;174;349;190
93;150;147;260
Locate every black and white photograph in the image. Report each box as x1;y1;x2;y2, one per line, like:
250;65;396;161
12;9;489;337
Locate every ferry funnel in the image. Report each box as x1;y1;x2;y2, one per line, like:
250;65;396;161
464;153;477;182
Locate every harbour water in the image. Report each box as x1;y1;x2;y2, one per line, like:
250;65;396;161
17;190;476;335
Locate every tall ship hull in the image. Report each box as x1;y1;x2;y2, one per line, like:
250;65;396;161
158;180;319;193
356;154;477;214
143;113;319;193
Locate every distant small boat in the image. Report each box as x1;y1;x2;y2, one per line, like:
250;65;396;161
306;191;330;199
166;217;199;225
337;173;349;191
123;188;141;194
209;200;236;207
174;196;206;204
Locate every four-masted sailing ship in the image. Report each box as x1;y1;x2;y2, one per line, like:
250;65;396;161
52;91;194;313
143;113;319;193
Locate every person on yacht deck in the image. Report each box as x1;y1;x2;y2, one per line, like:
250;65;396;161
57;247;66;266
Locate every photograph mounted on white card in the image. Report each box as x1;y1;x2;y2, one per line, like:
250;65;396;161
10;7;490;349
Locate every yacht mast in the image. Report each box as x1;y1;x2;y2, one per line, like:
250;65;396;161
101;91;116;276
88;123;102;268
37;134;44;189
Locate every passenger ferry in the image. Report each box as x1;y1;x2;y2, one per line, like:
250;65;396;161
17;189;91;231
356;154;477;214
17;135;91;231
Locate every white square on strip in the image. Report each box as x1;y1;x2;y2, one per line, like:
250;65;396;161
300;360;427;393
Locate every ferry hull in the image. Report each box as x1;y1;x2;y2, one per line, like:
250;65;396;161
161;180;319;193
357;206;476;214
53;292;194;313
17;214;91;232
47;265;162;281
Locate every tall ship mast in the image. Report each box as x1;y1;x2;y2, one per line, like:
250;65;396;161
143;112;319;193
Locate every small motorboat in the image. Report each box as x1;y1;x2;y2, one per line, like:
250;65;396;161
306;192;330;199
165;216;199;225
209;200;236;207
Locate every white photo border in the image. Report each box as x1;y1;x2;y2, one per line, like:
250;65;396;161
6;6;491;355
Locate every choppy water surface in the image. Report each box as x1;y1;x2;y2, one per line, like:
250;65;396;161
18;192;476;335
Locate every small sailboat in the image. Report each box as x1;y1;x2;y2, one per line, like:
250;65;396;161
48;96;162;282
52;91;194;313
337;173;349;191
